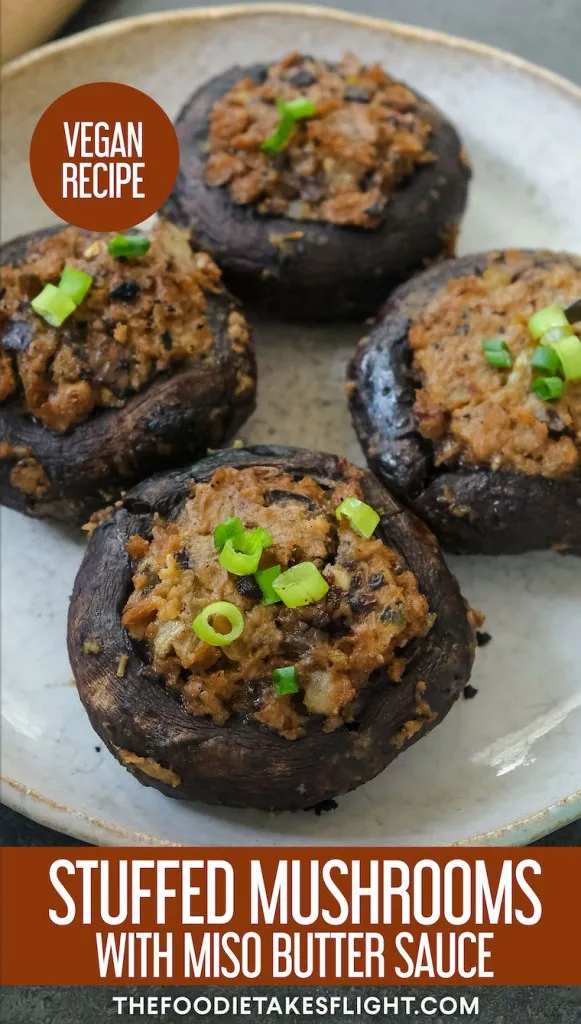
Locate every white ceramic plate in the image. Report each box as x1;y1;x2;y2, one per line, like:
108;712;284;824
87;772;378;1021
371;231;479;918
2;4;580;847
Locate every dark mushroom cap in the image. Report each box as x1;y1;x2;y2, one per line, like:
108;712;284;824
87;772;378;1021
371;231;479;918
348;250;581;555
68;445;475;811
162;61;471;320
0;225;256;524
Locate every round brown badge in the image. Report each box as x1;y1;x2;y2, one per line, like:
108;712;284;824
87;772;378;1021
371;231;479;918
29;82;180;231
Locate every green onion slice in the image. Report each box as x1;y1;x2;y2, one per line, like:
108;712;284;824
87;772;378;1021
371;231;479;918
485;350;513;369
108;233;151;259
528;305;569;340
540;324;573;346
245;526;274;549
482;337;508;352
261;96;317;155
531;345;560;375
284;97;317;119
219;534;263;575
482;338;513;368
272;561;329;608
531;376;564;401
335;496;380;539
272;665;299;695
214;516;245;550
58;265;93;306
549;334;581;381
31;284;76;327
193;601;244;646
255;565;282;605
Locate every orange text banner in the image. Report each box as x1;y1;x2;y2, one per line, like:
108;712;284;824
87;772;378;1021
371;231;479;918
1;847;579;986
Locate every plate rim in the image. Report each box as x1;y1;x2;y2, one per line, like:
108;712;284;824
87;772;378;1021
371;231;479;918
3;1;581;104
1;2;580;847
2;773;581;847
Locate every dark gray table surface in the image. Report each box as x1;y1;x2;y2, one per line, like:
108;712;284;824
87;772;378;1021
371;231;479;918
1;0;580;849
64;0;581;85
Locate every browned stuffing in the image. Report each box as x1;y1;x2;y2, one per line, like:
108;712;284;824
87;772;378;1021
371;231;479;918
126;534;151;560
467;606;486;633
227;310;251;351
0;441;32;459
410;252;581;477
83;637;103;654
205;51;434;228
0;350;16;400
9;456;50;497
118;749;181;787
0;221;234;433
116;654;129;678
121;465;432;739
392;679;437;749
82;503;120;537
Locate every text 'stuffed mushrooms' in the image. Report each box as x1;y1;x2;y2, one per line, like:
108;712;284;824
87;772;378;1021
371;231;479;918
0;221;256;524
68;445;477;811
162;52;471;320
348;250;581;555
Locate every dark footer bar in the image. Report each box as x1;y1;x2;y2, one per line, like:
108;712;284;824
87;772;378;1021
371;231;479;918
2;986;580;1024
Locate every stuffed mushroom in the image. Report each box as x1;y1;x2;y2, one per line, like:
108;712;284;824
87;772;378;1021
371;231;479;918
68;445;476;811
0;220;256;524
348;249;581;555
162;52;471;320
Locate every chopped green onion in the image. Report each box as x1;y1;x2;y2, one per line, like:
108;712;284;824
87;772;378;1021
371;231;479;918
540;324;573;346
108;233;151;259
192;601;244;646
482;337;508;352
284;97;318;119
31;284;76;327
335;496;380;539
219;533;263;575
531;345;560;375
255;564;282;605
214;516;245;550
245;526;274;549
531;376;564;401
216;519;274;575
261;101;295;155
550;334;581;381
482;338;513;368
58;265;93;305
485;350;513;368
272;561;329;608
261;96;317;155
528;305;569;340
272;665;299;695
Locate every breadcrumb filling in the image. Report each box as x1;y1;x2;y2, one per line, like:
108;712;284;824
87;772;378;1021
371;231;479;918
0;222;231;433
205;51;434;229
121;465;432;739
410;252;581;478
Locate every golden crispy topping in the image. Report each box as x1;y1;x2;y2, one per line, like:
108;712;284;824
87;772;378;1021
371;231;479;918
0;222;233;433
205;52;434;228
411;253;581;477
122;465;432;739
